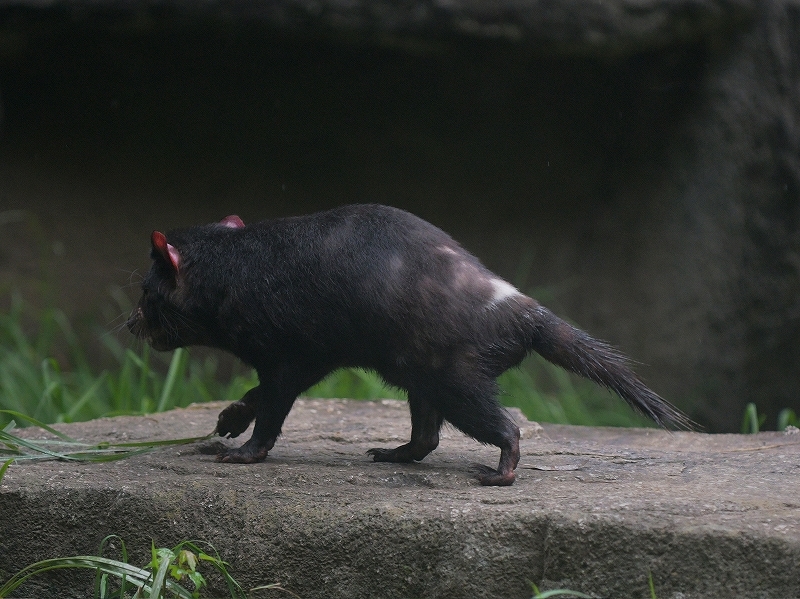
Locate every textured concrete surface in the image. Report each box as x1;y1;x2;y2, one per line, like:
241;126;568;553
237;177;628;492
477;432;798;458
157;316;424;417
1;399;799;598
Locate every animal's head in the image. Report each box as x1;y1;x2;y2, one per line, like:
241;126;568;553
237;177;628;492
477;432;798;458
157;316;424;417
127;215;245;350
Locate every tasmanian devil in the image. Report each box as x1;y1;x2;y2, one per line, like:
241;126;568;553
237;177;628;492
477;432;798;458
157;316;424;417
127;204;692;486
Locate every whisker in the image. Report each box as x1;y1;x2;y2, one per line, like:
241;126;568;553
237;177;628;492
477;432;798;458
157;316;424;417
105;311;130;329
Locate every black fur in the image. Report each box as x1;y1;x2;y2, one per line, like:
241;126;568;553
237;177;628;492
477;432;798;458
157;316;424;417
128;204;693;486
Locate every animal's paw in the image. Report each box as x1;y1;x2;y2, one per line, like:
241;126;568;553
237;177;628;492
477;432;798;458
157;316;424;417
216;401;256;438
471;463;516;486
217;441;269;464
366;447;392;461
366;446;414;463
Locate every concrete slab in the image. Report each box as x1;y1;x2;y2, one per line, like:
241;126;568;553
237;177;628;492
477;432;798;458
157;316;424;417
1;399;799;598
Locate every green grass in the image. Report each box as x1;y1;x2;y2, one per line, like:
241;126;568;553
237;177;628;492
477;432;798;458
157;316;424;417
0;290;658;430
0;293;258;426
740;402;798;434
497;356;654;428
1;532;670;599
0;535;294;598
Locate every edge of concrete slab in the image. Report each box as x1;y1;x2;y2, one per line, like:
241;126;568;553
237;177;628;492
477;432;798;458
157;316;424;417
1;399;799;598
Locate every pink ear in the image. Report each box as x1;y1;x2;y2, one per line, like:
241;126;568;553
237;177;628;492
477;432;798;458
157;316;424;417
219;215;245;228
151;231;181;273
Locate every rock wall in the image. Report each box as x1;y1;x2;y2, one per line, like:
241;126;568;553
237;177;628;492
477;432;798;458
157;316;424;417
0;0;797;431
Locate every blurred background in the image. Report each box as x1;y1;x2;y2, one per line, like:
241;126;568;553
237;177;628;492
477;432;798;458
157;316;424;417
0;0;798;432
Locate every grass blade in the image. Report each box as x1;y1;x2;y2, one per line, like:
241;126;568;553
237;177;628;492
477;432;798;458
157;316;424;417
157;348;189;413
0;429;81;461
66;373;108;421
95;535;129;599
0;459;13;483
532;590;594;598
0;556;154;597
0;424;214;484
149;544;173;598
0;410;79;442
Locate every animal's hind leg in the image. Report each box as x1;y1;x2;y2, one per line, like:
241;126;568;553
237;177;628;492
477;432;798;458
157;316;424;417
436;374;520;486
471;433;520;486
367;392;443;463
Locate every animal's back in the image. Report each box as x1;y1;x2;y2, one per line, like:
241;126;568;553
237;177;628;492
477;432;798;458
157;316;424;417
259;205;531;371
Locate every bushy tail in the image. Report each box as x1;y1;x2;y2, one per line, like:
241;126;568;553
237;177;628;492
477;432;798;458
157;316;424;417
525;305;695;430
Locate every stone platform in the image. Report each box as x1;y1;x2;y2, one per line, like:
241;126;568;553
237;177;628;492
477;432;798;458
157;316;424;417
1;399;799;598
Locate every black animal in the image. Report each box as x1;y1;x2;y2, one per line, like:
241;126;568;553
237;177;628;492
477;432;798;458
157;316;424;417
128;204;692;486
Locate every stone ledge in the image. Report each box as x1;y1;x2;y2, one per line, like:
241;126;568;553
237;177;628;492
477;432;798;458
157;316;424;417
1;399;799;598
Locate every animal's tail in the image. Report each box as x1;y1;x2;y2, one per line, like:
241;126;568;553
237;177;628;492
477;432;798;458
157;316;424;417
524;304;695;430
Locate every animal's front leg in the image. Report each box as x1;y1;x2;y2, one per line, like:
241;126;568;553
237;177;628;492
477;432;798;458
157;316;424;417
216;385;261;439
218;434;275;463
217;385;276;463
217;363;327;464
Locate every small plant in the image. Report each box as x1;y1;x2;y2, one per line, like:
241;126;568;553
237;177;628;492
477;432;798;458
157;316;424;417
741;402;766;434
0;536;292;599
740;403;800;434
648;571;658;599
777;407;798;431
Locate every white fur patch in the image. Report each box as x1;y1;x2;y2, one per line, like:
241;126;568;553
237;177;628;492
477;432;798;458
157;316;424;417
488;278;521;306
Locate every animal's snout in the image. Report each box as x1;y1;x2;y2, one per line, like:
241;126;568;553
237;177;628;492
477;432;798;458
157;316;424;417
126;307;144;335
